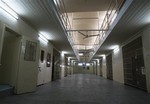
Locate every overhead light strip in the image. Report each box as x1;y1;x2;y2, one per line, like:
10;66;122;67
39;33;48;43
0;0;19;20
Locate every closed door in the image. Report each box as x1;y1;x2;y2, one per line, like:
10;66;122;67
132;49;146;90
52;49;60;81
100;59;103;76
123;37;147;90
106;54;113;80
37;49;46;85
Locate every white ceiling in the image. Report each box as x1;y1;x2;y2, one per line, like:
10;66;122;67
3;0;150;60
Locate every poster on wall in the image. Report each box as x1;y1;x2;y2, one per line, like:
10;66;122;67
24;40;37;61
46;52;51;67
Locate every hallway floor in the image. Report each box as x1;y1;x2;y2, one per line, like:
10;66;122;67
0;74;150;104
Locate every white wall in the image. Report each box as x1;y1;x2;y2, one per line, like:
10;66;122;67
142;26;150;92
102;56;107;78
112;48;124;83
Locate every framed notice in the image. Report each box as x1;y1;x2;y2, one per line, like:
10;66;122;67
24;40;37;61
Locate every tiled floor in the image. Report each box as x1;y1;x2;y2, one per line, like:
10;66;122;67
0;74;150;104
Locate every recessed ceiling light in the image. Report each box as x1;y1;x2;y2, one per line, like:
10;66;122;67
79;53;83;56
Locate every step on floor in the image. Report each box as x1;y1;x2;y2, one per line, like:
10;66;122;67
0;85;13;97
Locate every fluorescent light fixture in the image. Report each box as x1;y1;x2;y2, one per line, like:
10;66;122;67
0;0;19;19
62;51;68;54
86;63;90;66
78;63;82;66
113;45;120;53
39;33;48;43
79;53;83;56
109;45;119;50
53;0;58;6
99;54;105;57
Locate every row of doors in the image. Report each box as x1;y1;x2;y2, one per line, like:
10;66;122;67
0;26;61;94
105;37;147;90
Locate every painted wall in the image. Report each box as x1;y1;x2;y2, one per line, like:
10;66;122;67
142;26;150;93
112;48;124;83
102;56;107;78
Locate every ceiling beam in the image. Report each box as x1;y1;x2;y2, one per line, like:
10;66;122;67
66;29;108;32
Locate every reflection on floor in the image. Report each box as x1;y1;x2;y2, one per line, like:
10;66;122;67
0;74;150;104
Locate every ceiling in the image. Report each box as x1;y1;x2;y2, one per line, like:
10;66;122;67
59;0;124;61
3;0;150;61
3;0;74;56
95;0;150;57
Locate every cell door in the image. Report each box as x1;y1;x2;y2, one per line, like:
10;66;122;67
37;49;46;85
135;49;147;90
16;36;39;94
100;59;103;76
106;54;113;80
123;37;147;90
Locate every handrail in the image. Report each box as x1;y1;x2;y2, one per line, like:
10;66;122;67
92;0;125;54
53;0;79;60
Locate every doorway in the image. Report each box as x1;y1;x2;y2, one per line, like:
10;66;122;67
122;37;147;90
52;49;60;81
106;54;113;80
0;28;21;89
37;49;46;85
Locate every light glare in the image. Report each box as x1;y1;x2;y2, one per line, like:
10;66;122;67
0;0;18;19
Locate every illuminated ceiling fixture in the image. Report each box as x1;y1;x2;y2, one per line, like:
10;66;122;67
39;33;48;43
79;53;83;56
86;63;90;66
78;63;82;66
0;0;19;20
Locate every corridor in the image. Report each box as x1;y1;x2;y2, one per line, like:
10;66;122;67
0;74;150;104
